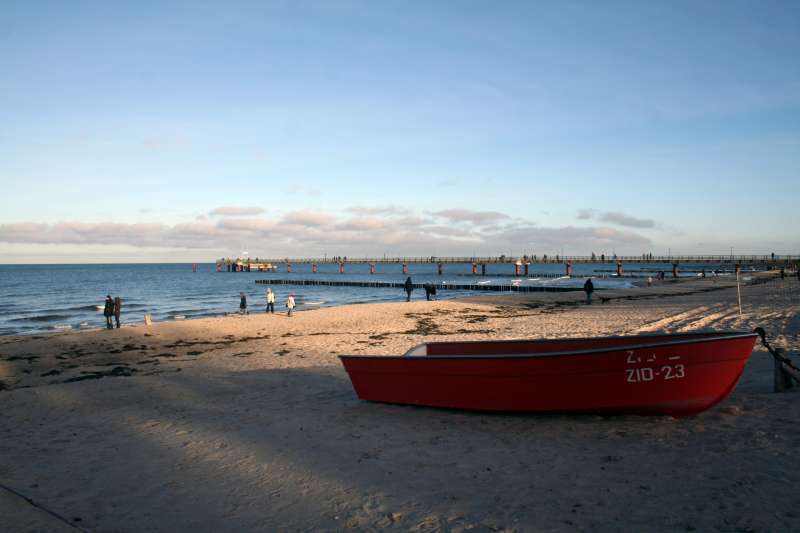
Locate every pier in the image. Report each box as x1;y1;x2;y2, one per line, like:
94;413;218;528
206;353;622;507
254;279;583;293
218;254;798;275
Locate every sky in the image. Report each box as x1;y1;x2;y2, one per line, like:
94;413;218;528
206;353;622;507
1;1;799;263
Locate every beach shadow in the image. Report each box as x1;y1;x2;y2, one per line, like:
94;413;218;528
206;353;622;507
3;359;798;532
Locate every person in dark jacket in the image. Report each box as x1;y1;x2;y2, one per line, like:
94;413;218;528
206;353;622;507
404;277;413;302
113;296;122;329
583;278;594;305
103;294;114;329
239;292;248;314
424;283;437;301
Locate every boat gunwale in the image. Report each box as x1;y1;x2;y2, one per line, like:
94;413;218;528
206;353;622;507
338;331;758;361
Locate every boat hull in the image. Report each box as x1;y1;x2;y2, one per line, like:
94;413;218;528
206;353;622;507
339;332;758;416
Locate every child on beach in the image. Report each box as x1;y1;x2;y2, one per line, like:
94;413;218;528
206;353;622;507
266;288;275;313
286;294;295;316
239;292;248;315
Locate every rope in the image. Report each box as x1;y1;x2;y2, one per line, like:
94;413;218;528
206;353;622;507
0;482;85;531
754;327;800;380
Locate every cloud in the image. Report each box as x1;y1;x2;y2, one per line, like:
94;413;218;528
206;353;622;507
345;205;412;216
281;211;336;227
209;206;266;217
216;218;276;233
577;209;656;229
421;225;477;238
598;212;656;229
485;225;652;252
336;217;391;231
393;216;430;227
0;206;654;256
431;209;510;225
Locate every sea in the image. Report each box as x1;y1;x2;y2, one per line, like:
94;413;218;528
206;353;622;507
0;262;746;336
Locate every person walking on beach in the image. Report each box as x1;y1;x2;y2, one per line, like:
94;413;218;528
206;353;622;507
583;278;594;305
239;292;248;315
266;288;275;313
113;296;122;329
424;283;437;301
404;277;414;302
103;294;114;329
286;294;295;316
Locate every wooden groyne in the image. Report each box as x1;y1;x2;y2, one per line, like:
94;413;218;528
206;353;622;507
254;279;584;293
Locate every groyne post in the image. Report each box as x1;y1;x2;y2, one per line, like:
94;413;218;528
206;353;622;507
773;348;796;392
481;264;487;276
524;263;529;276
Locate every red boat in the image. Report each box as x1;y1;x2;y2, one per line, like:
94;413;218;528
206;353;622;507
339;331;758;416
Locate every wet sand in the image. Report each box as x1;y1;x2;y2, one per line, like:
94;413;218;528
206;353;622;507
1;274;799;532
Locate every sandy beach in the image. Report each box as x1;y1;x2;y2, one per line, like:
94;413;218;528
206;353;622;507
1;274;799;532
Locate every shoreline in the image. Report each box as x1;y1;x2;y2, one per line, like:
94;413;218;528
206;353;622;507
0;272;765;341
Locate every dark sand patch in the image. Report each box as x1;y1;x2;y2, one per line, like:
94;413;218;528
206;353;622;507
64;366;138;383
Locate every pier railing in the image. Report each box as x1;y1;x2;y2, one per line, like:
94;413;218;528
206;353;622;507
218;254;799;265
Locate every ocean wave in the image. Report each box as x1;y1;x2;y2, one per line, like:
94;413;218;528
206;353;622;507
9;314;73;323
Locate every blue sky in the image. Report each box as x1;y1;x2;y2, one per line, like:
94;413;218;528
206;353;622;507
1;1;799;262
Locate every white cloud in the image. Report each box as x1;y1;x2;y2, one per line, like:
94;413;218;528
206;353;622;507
431;209;510;225
281;211;336;227
577;209;657;229
345;205;413;216
0;206;655;257
209;206;266;217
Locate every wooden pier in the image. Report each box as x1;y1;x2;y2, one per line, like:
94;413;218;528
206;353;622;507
218;254;798;276
254;279;584;293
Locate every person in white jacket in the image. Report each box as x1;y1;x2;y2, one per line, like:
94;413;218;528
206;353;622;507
286;294;295;317
265;288;275;313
